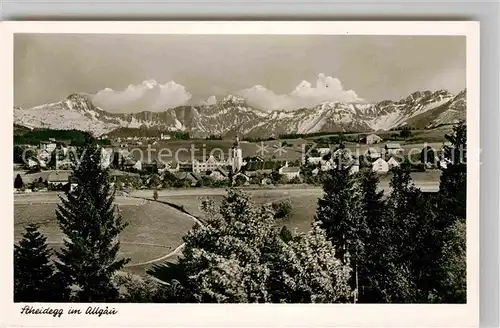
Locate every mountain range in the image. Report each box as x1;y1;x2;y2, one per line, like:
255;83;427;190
14;89;466;138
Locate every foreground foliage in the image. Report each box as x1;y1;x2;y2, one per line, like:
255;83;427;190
149;189;353;303
54;138;130;302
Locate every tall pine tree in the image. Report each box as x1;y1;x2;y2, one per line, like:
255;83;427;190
14;224;67;302
435;121;467;303
356;168;388;302
439;120;467;223
55;138;130;302
384;162;421;302
315;148;362;301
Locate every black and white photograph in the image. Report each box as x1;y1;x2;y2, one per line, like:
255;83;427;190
1;20;480;327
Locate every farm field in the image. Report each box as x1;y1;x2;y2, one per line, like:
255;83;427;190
133;171;441;234
15;170;440;276
14;196;196;272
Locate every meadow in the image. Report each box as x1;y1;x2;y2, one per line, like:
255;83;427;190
14;198;196;271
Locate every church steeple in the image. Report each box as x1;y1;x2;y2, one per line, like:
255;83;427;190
231;135;243;172
233;135;240;148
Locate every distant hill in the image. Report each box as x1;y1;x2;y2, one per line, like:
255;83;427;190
13;127;96;146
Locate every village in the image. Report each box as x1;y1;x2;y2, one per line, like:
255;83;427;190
13;132;449;194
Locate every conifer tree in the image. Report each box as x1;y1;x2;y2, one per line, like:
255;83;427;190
14;174;24;189
55;138;130;302
384;162;421;302
435;121;467;303
14;224;67;302
439;120;467;223
356;168;388;302
437;219;466;303
315;148;362;301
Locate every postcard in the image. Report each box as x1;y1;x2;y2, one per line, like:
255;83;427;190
0;21;480;327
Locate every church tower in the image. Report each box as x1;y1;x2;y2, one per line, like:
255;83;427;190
231;136;243;172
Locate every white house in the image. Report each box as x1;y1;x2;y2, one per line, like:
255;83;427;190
209;168;229;181
307;157;323;165
367;147;382;159
364;134;383;145
279;166;301;180
233;172;250;185
317;147;332;156
193;156;224;173
40;142;57;153
387;157;400;169
372;158;389;173
385;143;403;156
27;158;38;168
133;160;142;171
47;171;71;186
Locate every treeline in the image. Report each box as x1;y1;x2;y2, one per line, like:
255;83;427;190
13;129;98;146
279;131;360;140
13;122;466;303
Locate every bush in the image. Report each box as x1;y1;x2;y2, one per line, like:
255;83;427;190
272;200;293;220
400;130;412;138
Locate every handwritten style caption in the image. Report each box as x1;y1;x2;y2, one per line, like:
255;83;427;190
20;305;118;318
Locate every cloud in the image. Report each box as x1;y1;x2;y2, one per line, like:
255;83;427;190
200;95;217;106
90;74;362;113
91;79;191;112
238;73;363;111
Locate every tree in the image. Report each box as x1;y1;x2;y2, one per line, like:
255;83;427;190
356;168;387;302
14;174;24;189
234;174;248;187
148;173;162;188
14;224;67;302
116;274;168;303
272;199;293;220
152;189;352;303
316;163;360;262
384;163;421;302
266;223;353;303
420;146;436;165
439;121;467;222
434;121;467;303
400;130;411;138
437;219;466;303
315;157;362;301
55;139;130;302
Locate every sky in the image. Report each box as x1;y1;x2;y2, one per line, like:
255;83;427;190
14;34;466;112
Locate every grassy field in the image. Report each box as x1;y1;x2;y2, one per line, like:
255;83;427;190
155;170;441;235
14;200;195;267
159;188;323;234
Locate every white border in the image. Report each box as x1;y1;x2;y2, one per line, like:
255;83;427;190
0;21;480;328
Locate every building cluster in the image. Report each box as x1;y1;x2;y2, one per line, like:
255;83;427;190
105;133;172;148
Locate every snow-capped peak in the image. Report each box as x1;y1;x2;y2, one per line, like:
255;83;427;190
222;94;246;104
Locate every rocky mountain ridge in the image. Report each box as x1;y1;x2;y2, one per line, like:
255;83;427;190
14;89;466;138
